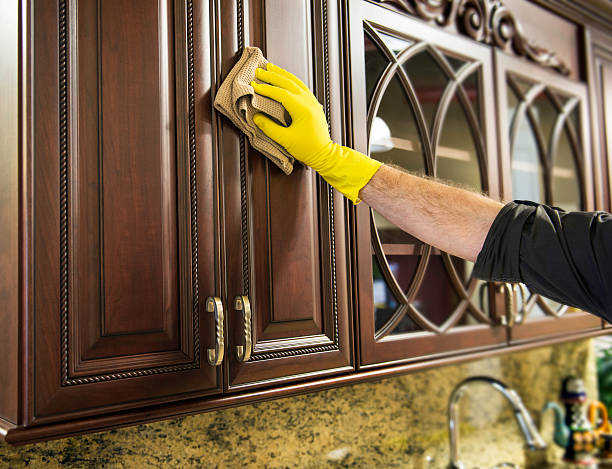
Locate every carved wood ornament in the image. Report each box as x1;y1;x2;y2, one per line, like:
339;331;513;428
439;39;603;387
375;0;570;75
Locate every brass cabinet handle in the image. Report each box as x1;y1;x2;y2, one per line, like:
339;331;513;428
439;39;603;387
513;283;529;325
206;297;224;366
234;295;252;362
499;283;515;327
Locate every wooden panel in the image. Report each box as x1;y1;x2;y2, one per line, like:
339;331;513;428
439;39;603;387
0;0;20;425
351;0;507;367
222;0;352;390
32;0;219;424
74;0;179;365
502;0;581;80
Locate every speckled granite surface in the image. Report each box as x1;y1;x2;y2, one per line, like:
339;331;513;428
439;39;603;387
0;339;599;468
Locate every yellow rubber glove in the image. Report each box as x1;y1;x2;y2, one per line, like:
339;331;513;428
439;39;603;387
251;63;382;204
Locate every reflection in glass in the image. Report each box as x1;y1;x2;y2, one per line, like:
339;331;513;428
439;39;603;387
445;54;467;72
369;75;424;170
570;107;582;149
463;72;481;126
532;91;557;149
507;86;519;129
451;256;474;288
552;127;581;212
410;255;461;328
377;31;412;55
385;254;420;293
402;51;449;132
364;33;391;107
393;313;423;334
511;112;545;203
373;255;400;330
511;75;533;96
436;96;482;191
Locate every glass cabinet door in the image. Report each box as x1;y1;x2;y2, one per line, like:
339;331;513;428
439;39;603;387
495;52;602;342
350;1;506;367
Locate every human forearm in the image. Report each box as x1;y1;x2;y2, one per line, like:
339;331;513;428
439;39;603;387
359;164;503;262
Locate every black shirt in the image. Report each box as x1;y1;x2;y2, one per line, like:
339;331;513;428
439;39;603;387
473;200;612;322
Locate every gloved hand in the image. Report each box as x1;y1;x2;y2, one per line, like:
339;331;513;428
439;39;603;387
251;63;382;203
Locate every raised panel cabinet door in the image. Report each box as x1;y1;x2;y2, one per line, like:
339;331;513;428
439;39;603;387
31;0;221;425
349;1;506;368
494;51;602;343
220;0;352;390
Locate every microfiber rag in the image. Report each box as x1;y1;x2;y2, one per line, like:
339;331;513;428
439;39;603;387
214;47;295;175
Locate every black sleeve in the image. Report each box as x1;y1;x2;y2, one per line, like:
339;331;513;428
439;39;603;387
473;200;612;322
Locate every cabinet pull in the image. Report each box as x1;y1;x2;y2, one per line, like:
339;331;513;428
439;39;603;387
206;297;224;366
235;296;252;362
512;283;529;325
499;283;515;327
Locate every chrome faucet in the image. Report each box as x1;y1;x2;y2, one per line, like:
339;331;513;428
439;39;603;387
448;376;547;469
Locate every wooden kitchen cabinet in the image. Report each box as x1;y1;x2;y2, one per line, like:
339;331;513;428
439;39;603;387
0;0;352;443
494;52;602;342
1;0;610;446
349;0;507;367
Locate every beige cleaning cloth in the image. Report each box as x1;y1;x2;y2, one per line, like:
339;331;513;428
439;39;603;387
214;47;295;175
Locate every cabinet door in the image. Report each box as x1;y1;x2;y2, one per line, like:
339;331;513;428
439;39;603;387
32;0;220;425
494;52;602;342
586;28;612;328
221;0;352;390
350;1;507;367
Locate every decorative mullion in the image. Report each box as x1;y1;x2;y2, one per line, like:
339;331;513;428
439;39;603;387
395;65;436;174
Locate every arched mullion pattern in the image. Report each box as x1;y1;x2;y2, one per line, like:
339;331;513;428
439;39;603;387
534;96;581;318
506;77;585;320
423;55;493;328
365;47;436;173
365;27;439;337
525;106;553;203
366;24;494;338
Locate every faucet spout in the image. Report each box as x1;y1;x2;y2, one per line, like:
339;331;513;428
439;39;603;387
448;376;547;469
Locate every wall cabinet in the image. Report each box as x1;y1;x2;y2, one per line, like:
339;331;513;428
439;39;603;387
1;0;610;445
494;52;602;341
349;0;507;367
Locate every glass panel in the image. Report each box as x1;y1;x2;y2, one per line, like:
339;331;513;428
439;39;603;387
364;32;391;107
510;75;533;97
377;31;412;55
392;312;423;334
552;127;581;211
402;50;449;132
462;71;481;127
541;296;566;314
436;94;482;191
451;256;474;288
531;91;557;150
511;109;545;203
569;106;582;152
411;255;461;328
370;74;426;246
373;255;400;331
369;74;424;169
385;253;420;293
525;287;547;319
507;86;519;128
445;54;467;73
